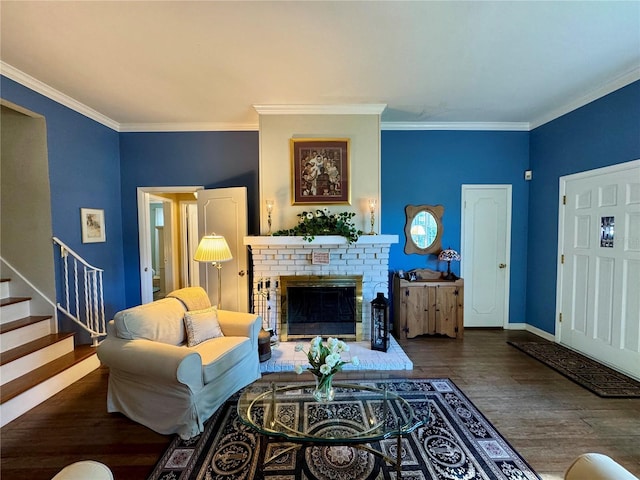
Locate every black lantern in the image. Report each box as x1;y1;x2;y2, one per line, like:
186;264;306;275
371;292;389;352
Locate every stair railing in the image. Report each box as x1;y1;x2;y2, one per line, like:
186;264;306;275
53;237;106;346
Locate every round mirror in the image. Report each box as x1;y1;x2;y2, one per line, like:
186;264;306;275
404;205;444;255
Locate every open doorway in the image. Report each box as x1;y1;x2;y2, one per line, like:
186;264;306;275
137;186;203;304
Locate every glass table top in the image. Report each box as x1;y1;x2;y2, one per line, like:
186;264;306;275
237;381;428;444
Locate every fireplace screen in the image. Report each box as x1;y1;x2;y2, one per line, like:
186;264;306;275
280;275;363;341
287;286;356;336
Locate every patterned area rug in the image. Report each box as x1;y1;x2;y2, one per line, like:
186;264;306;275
508;341;640;398
148;378;540;480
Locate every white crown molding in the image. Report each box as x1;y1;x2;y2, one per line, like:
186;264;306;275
530;67;640;130
0;61;120;131
119;122;259;132
381;121;530;131
3;62;637;134
253;104;387;115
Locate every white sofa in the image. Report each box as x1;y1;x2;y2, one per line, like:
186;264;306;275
97;287;262;439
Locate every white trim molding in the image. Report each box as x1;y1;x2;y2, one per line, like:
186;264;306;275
253;104;387;116
1;61;120;131
3;62;637;133
382;121;530;131
119;122;259;132
530;67;640;129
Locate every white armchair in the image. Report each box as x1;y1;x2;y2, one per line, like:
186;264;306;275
97;287;261;439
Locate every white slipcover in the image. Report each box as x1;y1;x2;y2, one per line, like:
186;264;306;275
97;290;262;440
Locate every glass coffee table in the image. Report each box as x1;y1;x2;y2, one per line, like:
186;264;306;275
237;381;428;473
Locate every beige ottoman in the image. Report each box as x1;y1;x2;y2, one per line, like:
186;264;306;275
564;453;638;480
52;460;114;480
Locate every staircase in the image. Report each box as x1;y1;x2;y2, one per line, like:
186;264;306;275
0;277;100;427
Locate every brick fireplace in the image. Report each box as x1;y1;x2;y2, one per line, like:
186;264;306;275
243;235;398;341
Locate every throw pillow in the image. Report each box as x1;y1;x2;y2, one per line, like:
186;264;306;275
184;306;224;347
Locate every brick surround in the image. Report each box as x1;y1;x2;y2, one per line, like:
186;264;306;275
244;235;398;341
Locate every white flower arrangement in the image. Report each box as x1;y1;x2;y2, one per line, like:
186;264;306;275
294;336;359;378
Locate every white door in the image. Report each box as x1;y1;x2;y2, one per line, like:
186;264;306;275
197;187;249;312
461;185;511;327
558;160;640;379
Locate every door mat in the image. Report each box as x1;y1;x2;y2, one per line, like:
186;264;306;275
508;341;640;398
148;378;540;480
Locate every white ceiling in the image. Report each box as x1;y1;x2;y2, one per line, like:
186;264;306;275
1;1;639;131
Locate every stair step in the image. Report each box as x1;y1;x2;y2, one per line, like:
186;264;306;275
0;297;31;324
0;296;31;307
0;345;97;404
0;333;74;366
0;315;52;334
0;279;9;298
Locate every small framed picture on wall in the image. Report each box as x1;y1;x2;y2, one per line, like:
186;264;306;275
81;208;106;243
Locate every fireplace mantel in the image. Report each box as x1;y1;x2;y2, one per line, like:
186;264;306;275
244;234;398;247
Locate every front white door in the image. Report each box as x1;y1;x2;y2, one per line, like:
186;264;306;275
461;185;511;327
197;187;249;312
558;160;640;379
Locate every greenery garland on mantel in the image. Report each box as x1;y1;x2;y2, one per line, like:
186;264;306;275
272;208;363;244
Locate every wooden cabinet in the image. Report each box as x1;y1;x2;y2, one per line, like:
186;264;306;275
393;276;464;339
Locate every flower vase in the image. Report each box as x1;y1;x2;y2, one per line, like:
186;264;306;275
313;374;335;403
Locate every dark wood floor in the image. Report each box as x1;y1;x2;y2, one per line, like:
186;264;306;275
1;329;639;479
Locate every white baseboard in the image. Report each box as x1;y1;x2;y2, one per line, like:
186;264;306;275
505;323;556;342
524;324;555;342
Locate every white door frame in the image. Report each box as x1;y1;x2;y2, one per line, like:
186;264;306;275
137;186;203;304
461;184;512;328
179;201;199;288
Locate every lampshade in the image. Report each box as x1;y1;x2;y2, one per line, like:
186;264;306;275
438;248;461;262
194;234;233;263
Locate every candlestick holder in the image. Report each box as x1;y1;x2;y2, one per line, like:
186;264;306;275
266;199;274;235
368;199;377;235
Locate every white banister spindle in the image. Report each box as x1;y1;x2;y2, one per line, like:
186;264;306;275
62;248;70;312
98;271;105;334
74;259;80;321
83;268;90;332
52;237;107;345
91;270;99;334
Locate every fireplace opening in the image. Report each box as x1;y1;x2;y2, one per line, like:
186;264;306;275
287;286;355;337
280;275;363;341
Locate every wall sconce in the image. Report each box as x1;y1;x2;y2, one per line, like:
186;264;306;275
371;292;389;352
368;198;377;235
266;199;274;235
194;233;233;308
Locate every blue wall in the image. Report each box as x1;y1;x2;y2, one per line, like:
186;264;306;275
527;80;640;333
381;130;530;325
4;72;637;338
1;77;126;339
119;131;259;306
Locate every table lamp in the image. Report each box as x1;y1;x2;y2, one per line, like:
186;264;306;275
438;248;461;281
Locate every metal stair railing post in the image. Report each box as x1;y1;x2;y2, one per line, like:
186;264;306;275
53;237;106;346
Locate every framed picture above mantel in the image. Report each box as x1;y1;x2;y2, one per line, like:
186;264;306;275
290;138;350;205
